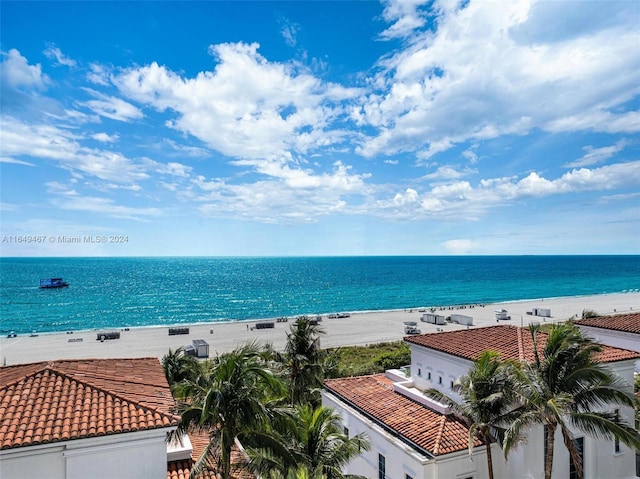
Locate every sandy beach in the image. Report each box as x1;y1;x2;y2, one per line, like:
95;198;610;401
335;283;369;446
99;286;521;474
1;292;638;366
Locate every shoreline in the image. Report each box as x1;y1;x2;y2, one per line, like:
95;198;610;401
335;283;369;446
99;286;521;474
1;292;638;366
5;291;634;337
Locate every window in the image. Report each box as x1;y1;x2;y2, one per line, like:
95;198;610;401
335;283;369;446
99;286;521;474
417;368;421;376
427;371;431;380
614;410;621;454
344;426;349;438
450;380;454;388
569;437;584;479
378;454;385;479
438;376;442;384
405;475;413;479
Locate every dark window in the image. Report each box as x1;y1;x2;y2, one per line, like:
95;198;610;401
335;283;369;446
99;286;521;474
344;426;349;438
405;475;413;479
378;454;385;479
427;371;431;380
450;380;454;388
569;437;584;479
417;368;421;376
614;410;621;454
438;376;442;384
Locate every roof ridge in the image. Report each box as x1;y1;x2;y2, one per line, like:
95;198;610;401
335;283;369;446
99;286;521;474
517;327;525;362
432;415;447;456
45;365;179;423
0;362;49;391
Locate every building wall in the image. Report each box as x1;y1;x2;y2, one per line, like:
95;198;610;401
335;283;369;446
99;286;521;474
577;326;640;371
0;428;174;479
409;344;473;400
0;444;66;479
322;390;507;479
322;391;434;479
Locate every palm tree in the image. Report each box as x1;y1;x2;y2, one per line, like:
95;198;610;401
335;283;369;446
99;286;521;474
504;322;640;479
247;404;370;479
161;346;201;388
424;350;515;479
283;316;326;406
173;342;285;479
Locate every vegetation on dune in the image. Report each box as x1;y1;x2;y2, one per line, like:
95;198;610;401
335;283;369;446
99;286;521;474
324;341;411;378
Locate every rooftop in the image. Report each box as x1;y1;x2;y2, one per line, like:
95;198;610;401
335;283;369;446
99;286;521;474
404;324;640;364
167;430;254;479
324;374;480;456
0;358;180;450
575;312;640;335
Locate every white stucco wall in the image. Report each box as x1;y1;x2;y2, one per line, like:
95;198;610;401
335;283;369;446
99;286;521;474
0;444;66;479
577;326;640;371
409;343;473;400
0;428;174;479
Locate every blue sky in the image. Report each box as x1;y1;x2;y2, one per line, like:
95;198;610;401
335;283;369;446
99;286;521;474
1;0;639;257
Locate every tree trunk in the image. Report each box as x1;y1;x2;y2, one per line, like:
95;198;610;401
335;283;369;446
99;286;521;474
544;424;556;479
485;441;495;479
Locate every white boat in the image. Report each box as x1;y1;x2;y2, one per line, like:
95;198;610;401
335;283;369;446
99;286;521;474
495;309;511;320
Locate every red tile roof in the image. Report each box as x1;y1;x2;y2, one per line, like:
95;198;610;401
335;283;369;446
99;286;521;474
575;313;640;335
324;374;480;456
404;325;640;364
167;430;254;479
0;358;180;450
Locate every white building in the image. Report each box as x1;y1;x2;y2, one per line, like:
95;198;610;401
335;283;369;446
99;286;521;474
0;358;180;479
323;324;640;479
575;312;640;371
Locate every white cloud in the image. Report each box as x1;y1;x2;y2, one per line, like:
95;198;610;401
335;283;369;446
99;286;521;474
371;161;640;221
87;63;111;86
278;17;300;47
114;42;361;162
0;156;35;166
421;165;476;181
183;161;369;224
1;117;149;184
51;195;163;220
379;0;428;40
443;238;473;255
43;44;77;67
91;132;119;143
0;49;49;89
358;0;640;158
564;139;629;168
80;89;144;122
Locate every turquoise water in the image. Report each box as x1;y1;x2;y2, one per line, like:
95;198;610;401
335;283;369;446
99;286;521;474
1;256;638;334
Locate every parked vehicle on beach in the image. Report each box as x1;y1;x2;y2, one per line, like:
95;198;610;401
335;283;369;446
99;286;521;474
404;321;420;334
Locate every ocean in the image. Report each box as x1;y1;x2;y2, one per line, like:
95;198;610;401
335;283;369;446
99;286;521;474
1;256;638;334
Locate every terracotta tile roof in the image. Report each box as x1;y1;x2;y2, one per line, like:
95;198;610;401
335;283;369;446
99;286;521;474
575;313;640;335
324;374;480;456
404;325;640;364
0;358;180;450
167;430;254;479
